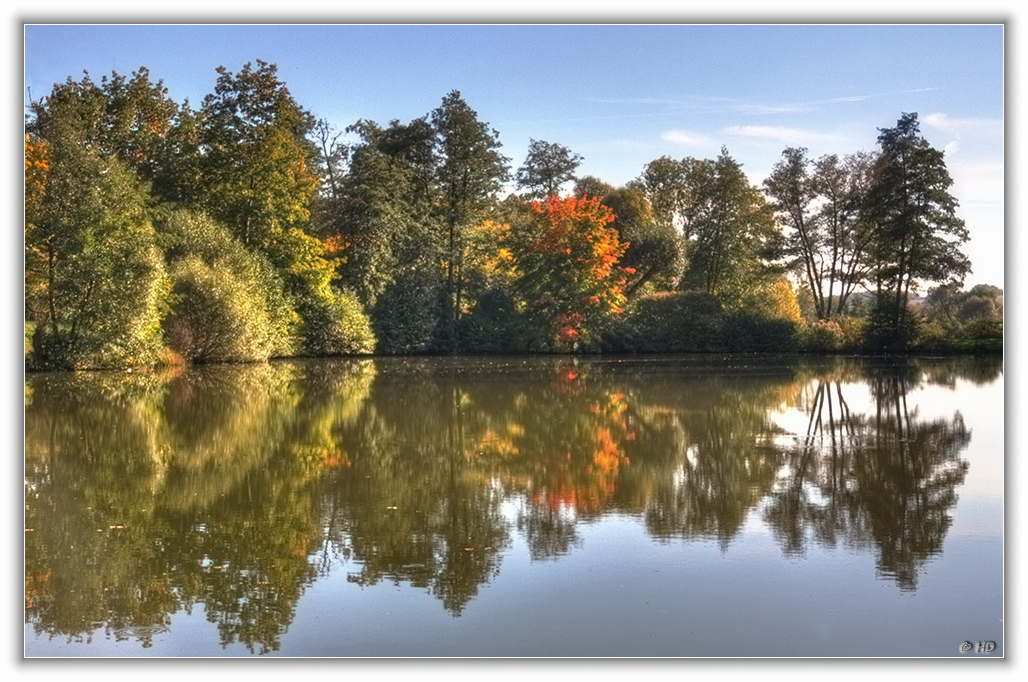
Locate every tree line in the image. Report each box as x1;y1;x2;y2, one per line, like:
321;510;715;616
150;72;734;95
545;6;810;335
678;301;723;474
24;61;1001;369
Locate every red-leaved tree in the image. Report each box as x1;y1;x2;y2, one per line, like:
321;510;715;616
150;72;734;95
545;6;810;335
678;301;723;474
514;195;632;348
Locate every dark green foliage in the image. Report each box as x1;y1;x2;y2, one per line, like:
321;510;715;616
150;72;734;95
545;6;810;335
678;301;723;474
863;113;970;346
515;139;583;198
602;292;721;353
603;291;804;354
372;263;444;355
295;288;375;356
260;224;375;358
718;310;801;352
28;68;181;185
326;118;447;351
459;288;539;353
636;156;692;236
331;119;435;308
864;292;923;351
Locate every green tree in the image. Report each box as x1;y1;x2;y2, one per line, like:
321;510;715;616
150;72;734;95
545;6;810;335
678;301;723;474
27;68;182;190
923;282;1003;341
636;155;693;237
196;60;319;248
328;117;444;353
194;61;373;357
26;78;168;369
680;149;782;303
431;91;510;350
863;113;971;346
332;119;438;308
515;138;583;199
764;147;876;320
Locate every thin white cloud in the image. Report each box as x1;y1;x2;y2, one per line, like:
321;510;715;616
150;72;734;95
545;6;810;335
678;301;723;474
922;112;1003;138
661;129;717;147
723;125;844;146
588;88;946;116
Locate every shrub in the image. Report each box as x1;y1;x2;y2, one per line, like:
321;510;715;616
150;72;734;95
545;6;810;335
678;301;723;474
805;319;845;352
602;292;722;353
603;291;807;353
165;257;276;363
160;210;299;358
834;316;866;350
372;266;443;355
741;278;803;323
460;287;538;353
296;287;375;356
720;309;802;352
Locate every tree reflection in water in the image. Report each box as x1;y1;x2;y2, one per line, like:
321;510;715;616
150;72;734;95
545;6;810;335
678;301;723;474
24;355;996;652
763;360;973;589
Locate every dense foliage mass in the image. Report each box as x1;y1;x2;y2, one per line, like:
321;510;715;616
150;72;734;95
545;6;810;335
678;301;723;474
25;62;999;369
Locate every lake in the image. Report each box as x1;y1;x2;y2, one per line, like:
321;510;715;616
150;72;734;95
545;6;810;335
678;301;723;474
23;354;1004;657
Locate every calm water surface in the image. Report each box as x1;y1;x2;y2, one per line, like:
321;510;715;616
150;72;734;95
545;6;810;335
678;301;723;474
24;355;1004;657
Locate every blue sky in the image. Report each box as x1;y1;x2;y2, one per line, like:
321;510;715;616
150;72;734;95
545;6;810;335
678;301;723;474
22;22;1005;289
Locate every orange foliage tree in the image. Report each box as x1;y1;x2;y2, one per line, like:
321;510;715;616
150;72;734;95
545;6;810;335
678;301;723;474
513;195;632;349
25;135;50;329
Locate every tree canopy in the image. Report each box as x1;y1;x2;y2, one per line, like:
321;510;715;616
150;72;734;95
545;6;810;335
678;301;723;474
24;61;989;364
863;113;971;345
515;139;583;199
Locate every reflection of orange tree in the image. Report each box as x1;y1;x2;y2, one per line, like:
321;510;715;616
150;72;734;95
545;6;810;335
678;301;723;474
513;381;639;561
565;361;806;545
427;360;806;559
488;362;637;519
